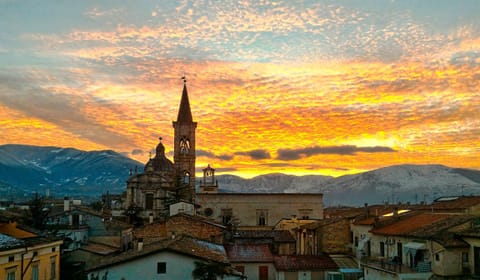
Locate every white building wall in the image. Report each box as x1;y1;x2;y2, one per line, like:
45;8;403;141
89;251;232;280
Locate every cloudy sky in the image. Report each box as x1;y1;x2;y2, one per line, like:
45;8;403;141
1;0;479;178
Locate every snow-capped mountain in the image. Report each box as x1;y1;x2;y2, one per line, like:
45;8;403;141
216;165;480;206
1;144;479;206
0;144;142;198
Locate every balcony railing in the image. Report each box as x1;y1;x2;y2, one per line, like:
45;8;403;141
361;257;431;275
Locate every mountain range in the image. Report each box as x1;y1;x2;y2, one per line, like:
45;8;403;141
1;144;479;206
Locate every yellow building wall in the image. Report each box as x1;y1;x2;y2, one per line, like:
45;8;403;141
0;242;62;280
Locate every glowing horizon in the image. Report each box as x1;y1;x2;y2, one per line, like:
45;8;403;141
1;1;479;178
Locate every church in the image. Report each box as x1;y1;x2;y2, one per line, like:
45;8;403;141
125;80;323;228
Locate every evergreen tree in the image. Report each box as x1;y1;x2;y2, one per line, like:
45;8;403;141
26;192;50;230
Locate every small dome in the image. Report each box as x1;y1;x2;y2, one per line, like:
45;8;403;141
145;138;175;173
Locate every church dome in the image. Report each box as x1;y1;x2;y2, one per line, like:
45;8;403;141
145;138;175;173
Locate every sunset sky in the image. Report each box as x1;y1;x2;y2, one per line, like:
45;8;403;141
1;0;479;178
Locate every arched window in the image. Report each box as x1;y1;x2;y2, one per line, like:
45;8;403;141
256;209;268;226
183;171;190;184
179;137;190;155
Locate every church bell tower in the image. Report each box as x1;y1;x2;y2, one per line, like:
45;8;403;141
172;77;197;201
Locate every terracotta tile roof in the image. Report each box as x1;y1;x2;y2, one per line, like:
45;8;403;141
0;222;37;238
80;242;119;255
423;196;480;211
168;213;225;229
459;227;480;238
299;218;347;230
274;255;338;271
431;232;469;248
353;207;413;226
370;213;475;238
234;230;295;242
225;244;273;262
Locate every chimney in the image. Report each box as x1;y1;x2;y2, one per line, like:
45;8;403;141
393;207;398;217
64;197;70;211
364;203;369;219
137;238;144;252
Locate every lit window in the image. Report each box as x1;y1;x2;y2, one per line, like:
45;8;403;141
183;171;190;184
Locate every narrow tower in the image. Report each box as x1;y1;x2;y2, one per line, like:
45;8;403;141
173;77;197;202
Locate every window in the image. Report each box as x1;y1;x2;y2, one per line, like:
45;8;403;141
32;263;39;280
221;208;232;225
183;171;190;184
354;236;358;247
299;209;312;219
6;267;16;280
179;137;190;154
72;214;80;227
380;242;385;257
8;255;14;262
235;265;245;274
256;209;268;226
435;253;440;261
157;262;166;274
204;208;213;217
50;256;56;280
145;193;154;210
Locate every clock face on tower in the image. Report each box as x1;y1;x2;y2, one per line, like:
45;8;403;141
180;137;190;155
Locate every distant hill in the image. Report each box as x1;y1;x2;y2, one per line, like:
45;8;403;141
1;144;479;206
0;144;142;199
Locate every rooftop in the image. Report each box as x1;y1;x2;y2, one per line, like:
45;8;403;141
87;235;229;272
370;212;475;238
274;255;338;271
225;244;274;262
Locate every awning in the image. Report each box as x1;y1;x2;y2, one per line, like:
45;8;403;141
358;237;370;250
356;237;370;258
404;242;426;255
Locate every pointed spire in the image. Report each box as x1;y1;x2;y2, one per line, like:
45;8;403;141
176;77;193;123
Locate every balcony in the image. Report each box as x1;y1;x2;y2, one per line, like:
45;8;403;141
361;257;432;280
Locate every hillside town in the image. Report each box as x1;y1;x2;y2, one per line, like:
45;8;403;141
1;83;480;280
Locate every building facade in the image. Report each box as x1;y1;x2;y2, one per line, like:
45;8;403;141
125;81;196;220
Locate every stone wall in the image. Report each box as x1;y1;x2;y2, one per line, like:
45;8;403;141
196;193;323;227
